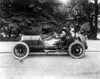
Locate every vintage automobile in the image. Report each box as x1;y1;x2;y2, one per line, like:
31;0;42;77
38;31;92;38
12;32;88;60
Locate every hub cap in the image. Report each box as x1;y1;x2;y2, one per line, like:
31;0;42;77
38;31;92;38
71;44;83;56
14;44;27;57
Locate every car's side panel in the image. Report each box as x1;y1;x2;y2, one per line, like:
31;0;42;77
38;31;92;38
21;35;44;52
21;35;41;41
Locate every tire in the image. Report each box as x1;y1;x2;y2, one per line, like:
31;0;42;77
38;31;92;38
12;42;29;60
68;42;85;59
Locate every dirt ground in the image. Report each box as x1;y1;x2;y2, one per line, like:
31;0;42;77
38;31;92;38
0;40;100;79
0;51;100;79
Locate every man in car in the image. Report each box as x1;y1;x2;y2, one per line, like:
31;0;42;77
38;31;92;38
54;26;71;47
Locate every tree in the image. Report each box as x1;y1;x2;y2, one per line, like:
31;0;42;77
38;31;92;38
0;0;71;35
0;0;99;39
69;0;99;39
94;0;98;39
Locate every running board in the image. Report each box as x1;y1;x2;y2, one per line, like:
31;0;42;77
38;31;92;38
29;52;67;55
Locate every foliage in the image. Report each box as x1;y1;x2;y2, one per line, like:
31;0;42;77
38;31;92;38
80;22;90;39
69;0;98;39
0;0;74;37
0;0;99;39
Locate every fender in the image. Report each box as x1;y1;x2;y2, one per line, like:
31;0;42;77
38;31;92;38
76;33;88;49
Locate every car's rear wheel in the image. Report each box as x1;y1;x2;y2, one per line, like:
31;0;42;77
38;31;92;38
12;42;29;60
68;42;85;59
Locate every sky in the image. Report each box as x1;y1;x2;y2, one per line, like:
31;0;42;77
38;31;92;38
58;0;70;4
58;0;100;4
88;0;100;3
58;0;71;5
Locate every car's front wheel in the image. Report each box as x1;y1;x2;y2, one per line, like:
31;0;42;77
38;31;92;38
68;42;85;59
12;42;29;60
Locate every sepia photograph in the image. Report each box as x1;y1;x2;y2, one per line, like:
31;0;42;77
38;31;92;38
0;0;100;79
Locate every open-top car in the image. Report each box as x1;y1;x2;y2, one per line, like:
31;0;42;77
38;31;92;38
12;32;88;60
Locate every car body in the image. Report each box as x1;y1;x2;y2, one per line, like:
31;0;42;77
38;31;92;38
12;33;88;60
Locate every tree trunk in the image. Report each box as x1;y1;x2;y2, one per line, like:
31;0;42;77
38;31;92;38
89;0;98;39
94;0;98;39
89;19;94;39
